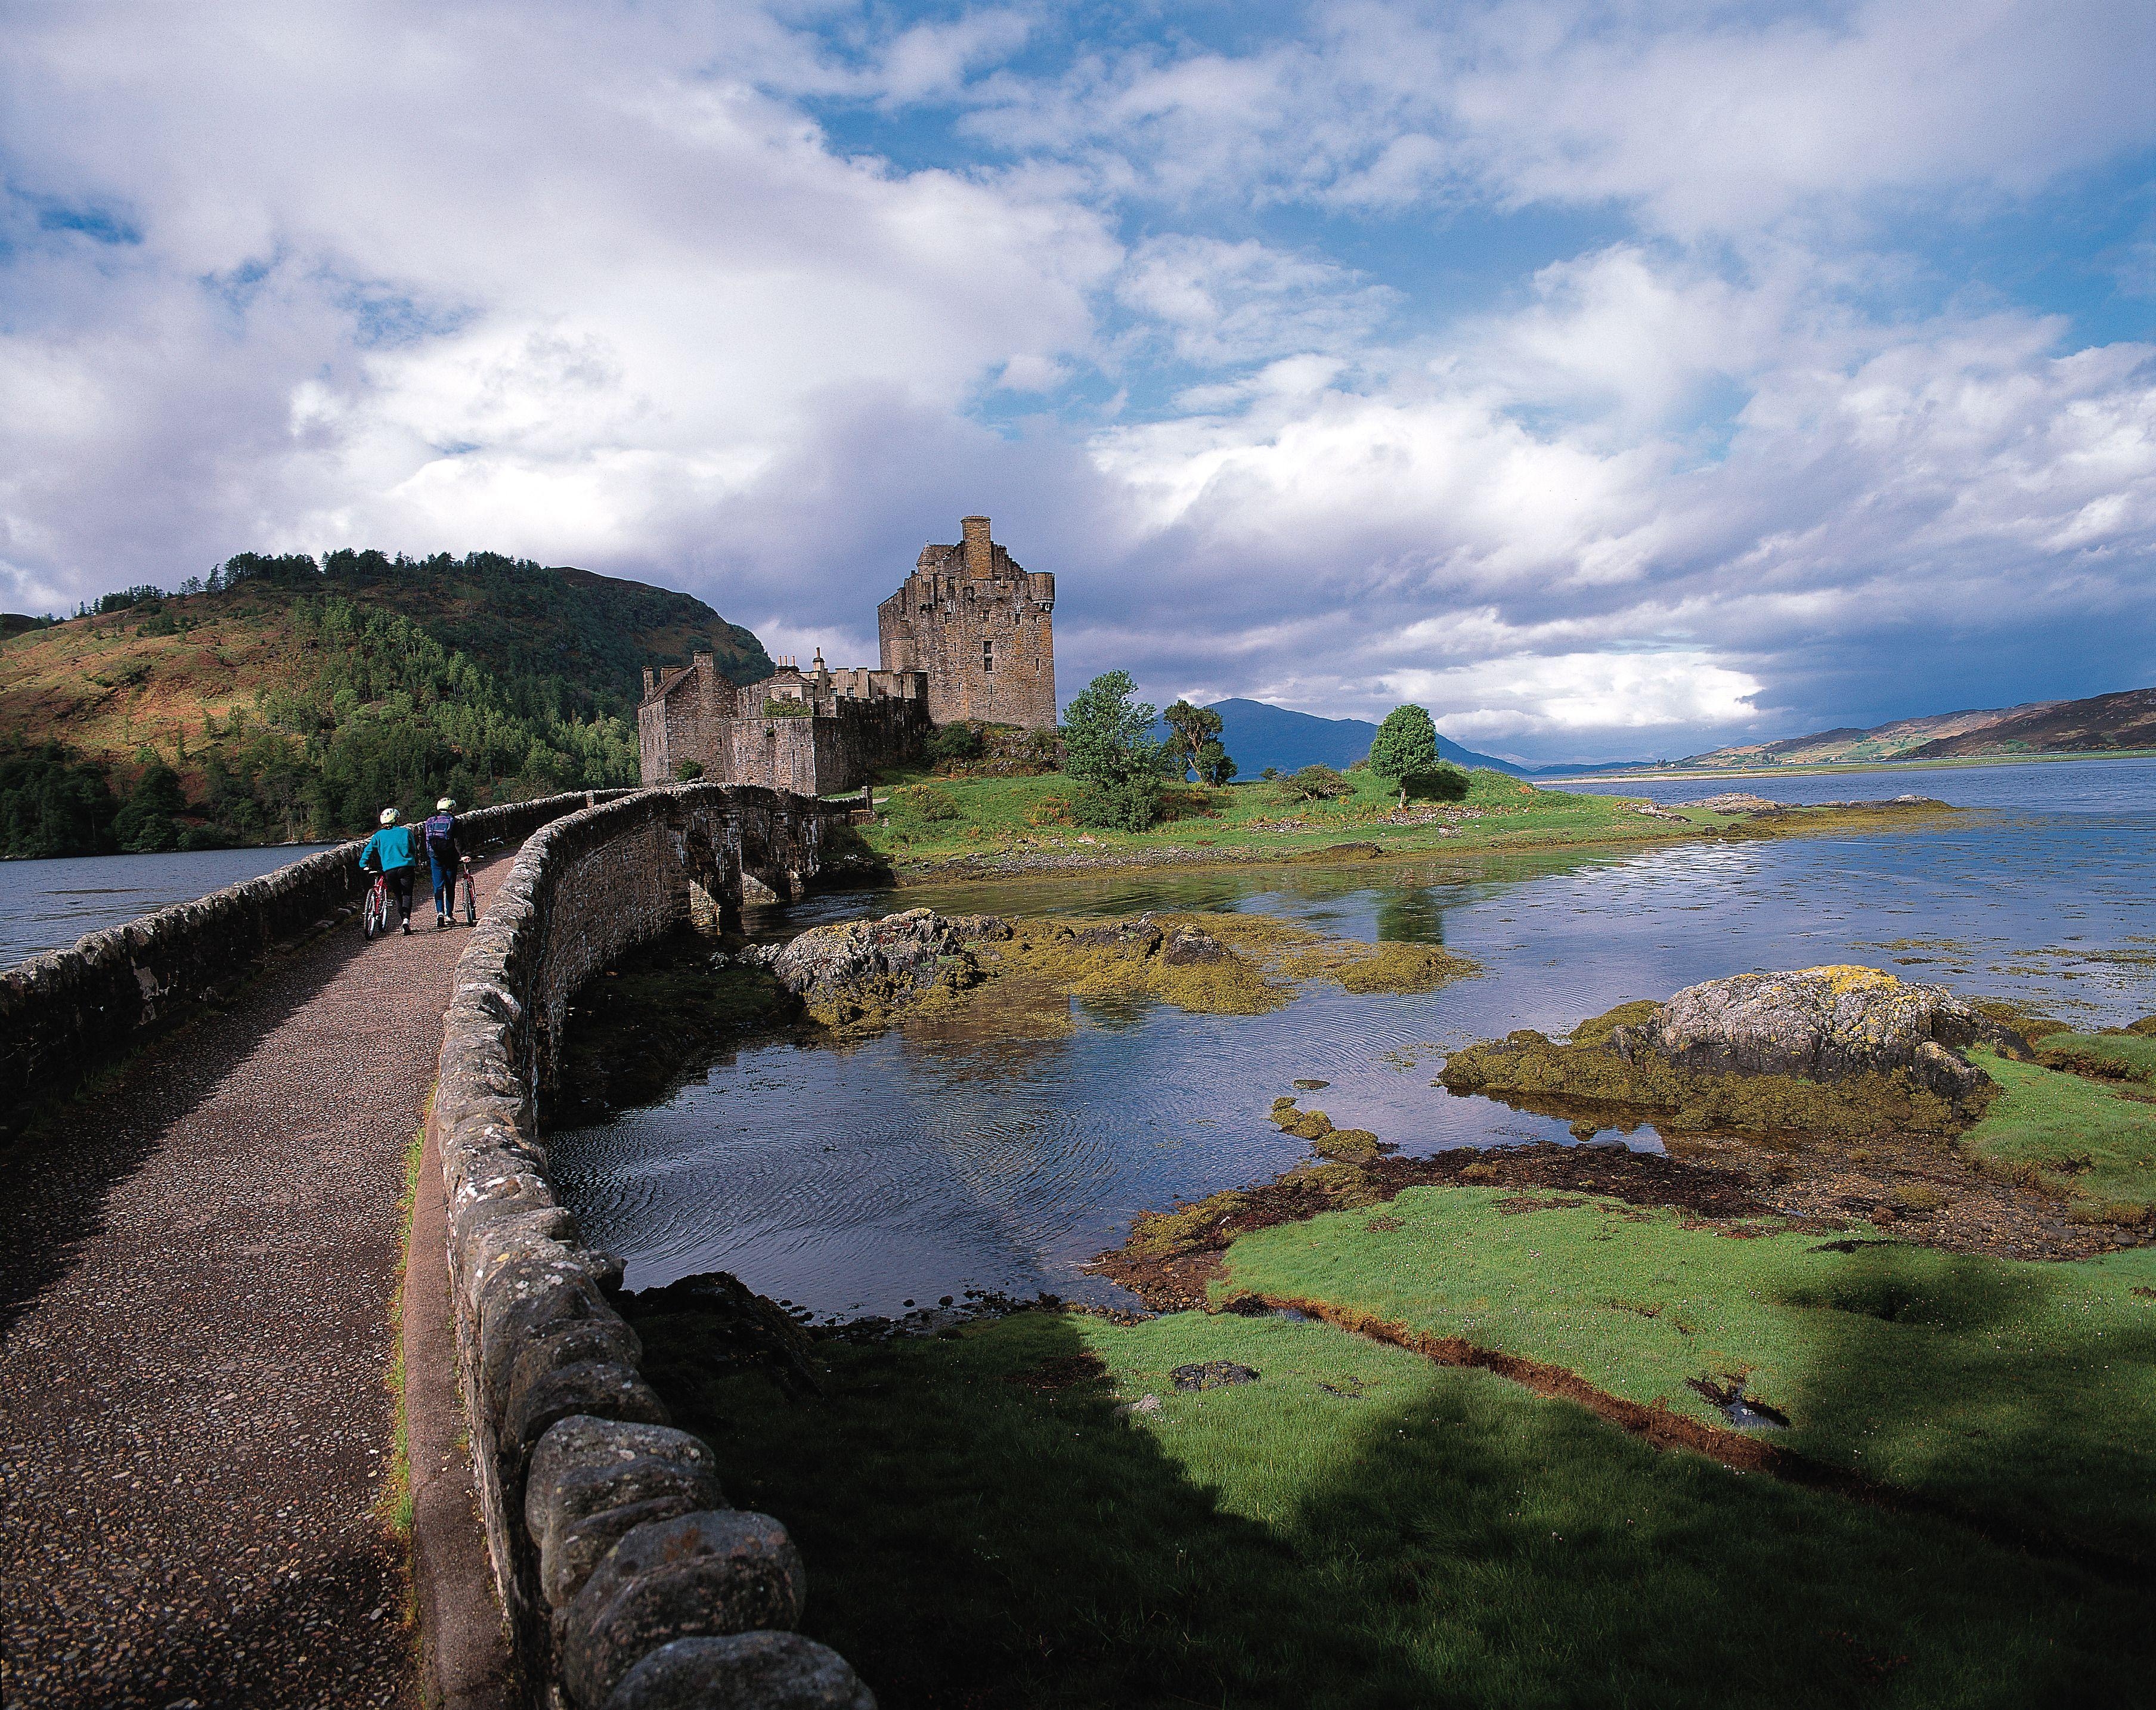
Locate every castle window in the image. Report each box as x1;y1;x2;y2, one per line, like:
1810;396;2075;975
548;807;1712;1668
983;639;994;672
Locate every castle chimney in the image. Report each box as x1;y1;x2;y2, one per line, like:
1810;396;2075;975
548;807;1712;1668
961;515;992;579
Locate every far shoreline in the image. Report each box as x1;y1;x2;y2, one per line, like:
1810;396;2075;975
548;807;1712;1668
1535;747;2156;785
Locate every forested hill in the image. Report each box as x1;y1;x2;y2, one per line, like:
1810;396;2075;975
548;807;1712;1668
0;550;772;859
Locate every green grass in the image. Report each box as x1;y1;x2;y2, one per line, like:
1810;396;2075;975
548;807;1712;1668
865;765;1744;871
1219;1186;2156;1563
2035;1030;2156;1083
1960;1047;2156;1215
640;1306;2152;1708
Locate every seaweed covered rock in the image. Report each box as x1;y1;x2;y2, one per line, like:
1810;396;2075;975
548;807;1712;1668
1613;966;2026;1102
759;907;1012;1026
1442;968;2024;1139
617;1270;826;1396
1269;1099;1383;1161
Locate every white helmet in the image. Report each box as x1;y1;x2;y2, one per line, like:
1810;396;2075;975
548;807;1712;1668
436;797;455;812
379;807;401;826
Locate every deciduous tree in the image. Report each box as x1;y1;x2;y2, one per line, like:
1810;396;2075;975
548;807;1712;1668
1369;704;1441;807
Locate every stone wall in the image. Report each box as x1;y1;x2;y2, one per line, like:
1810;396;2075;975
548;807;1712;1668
426;784;872;1709
704;697;928;798
0;791;631;1140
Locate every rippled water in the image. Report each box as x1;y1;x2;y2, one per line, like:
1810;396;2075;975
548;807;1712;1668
551;775;2156;1319
0;844;341;968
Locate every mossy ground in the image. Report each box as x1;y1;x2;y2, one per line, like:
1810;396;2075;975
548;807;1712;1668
862;764;1950;879
637;1302;2154;1708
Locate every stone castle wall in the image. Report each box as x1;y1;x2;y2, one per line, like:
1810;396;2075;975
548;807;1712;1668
875;516;1055;729
426;785;871;1708
640;659;927;795
0;790;632;1139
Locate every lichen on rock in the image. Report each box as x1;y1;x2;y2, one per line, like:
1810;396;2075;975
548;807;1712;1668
1612;965;2027;1103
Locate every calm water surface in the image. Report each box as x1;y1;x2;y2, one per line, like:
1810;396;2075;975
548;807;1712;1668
1557;754;2156;812
0;844;342;967
553;760;2156;1318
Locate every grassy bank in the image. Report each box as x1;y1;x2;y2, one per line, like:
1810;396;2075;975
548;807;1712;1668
639;1303;2151;1708
1218;1186;2156;1563
862;764;1949;880
1960;1045;2156;1218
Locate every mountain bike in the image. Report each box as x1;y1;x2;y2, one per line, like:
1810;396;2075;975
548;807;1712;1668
362;870;396;940
458;857;477;926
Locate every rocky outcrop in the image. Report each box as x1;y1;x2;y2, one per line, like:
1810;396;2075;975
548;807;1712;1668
1609;966;2025;1102
752;909;1012;1026
1441;967;2023;1139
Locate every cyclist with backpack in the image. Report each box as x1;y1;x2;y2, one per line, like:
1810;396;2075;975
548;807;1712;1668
422;797;464;928
359;807;419;935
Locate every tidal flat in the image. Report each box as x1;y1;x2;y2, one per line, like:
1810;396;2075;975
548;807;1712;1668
549;767;2156;1706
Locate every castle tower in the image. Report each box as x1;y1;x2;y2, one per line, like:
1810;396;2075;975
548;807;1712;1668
876;515;1056;729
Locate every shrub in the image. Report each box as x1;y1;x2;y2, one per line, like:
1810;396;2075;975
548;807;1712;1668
1072;777;1158;831
925;723;985;766
1026;794;1073;827
1275;764;1349;804
763;697;810;717
675;760;705;781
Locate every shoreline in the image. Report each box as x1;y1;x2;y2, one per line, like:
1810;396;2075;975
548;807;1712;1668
879;796;1956;887
1539;748;2156;785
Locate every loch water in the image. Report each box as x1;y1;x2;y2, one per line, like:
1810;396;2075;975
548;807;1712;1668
556;759;2156;1318
0;843;342;967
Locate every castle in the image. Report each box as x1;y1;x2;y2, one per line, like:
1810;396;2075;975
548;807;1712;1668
638;515;1055;794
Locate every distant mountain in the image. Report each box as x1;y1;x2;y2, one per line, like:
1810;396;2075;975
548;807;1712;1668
1193;699;1528;777
1674;684;2155;770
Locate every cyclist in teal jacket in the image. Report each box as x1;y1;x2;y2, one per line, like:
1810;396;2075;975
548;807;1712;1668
359;807;419;935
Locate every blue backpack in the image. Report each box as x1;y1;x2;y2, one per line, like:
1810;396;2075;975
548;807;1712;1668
423;812;457;860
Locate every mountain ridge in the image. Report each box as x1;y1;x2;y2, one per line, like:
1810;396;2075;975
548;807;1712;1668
1198;698;1532;777
0;550;772;856
1674;684;2155;770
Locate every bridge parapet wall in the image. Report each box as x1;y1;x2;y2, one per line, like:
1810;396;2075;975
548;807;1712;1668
427;783;872;1709
0;789;634;1139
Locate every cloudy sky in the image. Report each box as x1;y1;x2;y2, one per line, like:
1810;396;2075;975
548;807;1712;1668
2;1;2152;761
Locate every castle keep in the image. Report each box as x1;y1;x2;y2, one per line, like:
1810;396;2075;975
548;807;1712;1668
878;515;1056;729
639;515;1055;794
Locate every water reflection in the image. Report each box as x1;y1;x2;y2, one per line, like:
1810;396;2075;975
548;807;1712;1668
552;798;2156;1319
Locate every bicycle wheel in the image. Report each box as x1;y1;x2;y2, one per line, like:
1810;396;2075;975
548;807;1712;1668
461;872;477;925
363;884;385;940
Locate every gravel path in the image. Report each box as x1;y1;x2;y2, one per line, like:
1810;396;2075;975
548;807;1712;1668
0;861;515;1709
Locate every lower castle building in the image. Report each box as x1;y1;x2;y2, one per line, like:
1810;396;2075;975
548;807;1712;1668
637;650;929;795
638;515;1053;795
